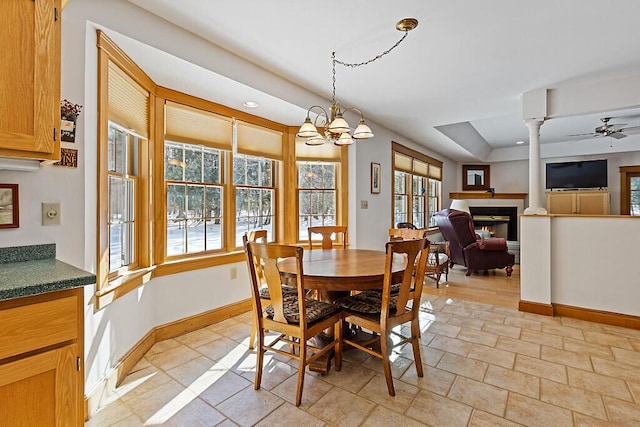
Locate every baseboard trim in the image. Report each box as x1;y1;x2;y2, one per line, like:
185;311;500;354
84;298;252;419
155;298;252;342
553;303;640;330
519;300;554;316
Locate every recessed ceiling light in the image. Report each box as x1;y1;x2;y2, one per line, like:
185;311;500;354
516;140;525;145
243;101;259;108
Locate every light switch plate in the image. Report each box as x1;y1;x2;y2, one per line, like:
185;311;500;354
361;200;368;209
42;202;61;226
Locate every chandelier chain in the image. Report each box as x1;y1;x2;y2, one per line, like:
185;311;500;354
333;30;410;68
331;30;410;105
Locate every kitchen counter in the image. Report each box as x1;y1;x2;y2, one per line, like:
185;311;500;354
0;243;95;301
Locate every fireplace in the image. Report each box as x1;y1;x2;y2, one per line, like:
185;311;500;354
469;206;518;241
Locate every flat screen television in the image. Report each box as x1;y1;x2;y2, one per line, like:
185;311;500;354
545;159;607;190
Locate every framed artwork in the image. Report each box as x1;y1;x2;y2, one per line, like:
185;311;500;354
462;164;490;191
0;184;19;229
371;162;381;194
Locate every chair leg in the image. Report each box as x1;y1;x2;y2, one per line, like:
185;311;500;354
249;316;257;349
295;339;307;406
411;319;424;377
380;332;395;396
254;328;264;390
334;320;342;372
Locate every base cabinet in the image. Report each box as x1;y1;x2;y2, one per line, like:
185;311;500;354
0;289;83;426
0;344;78;426
546;190;610;215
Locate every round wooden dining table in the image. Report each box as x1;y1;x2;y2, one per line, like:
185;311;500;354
278;248;407;374
278;248;406;292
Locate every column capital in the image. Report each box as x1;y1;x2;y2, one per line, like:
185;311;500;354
525;118;545;129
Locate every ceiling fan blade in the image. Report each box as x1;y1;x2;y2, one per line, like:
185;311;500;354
608;124;627;132
567;132;598;137
610;132;627;139
621;125;640;134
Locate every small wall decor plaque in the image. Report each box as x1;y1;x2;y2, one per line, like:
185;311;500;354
54;148;78;168
60;99;83;143
371;162;381;194
0;184;19;229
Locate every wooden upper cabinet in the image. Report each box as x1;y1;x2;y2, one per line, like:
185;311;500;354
0;0;61;161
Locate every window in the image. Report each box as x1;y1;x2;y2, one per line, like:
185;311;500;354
620;166;640;215
234;154;275;246
97;31;153;299
298;161;337;240
107;124;139;272
392;142;443;228
394;170;409;226
295;136;346;243
165;141;223;256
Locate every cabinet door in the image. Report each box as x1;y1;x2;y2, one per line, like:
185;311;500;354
0;344;79;427
546;193;576;214
0;0;61;159
577;192;609;215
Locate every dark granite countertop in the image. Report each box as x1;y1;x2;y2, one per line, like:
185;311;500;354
0;244;95;301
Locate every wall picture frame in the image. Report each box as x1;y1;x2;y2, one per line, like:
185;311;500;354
462;164;490;191
0;184;19;229
371;162;381;194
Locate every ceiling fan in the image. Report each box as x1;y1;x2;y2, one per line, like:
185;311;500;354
568;117;640;140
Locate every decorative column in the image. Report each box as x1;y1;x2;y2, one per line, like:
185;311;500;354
524;119;547;214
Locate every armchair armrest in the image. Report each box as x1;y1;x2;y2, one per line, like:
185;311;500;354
475;238;507;251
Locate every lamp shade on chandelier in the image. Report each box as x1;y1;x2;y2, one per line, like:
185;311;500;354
297;18;418;146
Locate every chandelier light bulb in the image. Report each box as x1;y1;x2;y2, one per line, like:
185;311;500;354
297;117;319;138
335;132;354;146
305;132;326;146
353;120;374;139
328;113;350;134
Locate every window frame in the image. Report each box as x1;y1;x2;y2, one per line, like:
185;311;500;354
391;142;443;230
620;165;640;215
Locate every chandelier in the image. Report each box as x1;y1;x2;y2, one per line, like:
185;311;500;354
297;18;419;146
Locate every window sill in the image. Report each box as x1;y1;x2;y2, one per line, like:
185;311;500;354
95;251;246;310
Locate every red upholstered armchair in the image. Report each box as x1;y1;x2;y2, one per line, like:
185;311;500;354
433;209;515;277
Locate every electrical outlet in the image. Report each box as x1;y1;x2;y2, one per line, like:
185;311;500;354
360;200;368;209
42;202;61;226
230;267;237;280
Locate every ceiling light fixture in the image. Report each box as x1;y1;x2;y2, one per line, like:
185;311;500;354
243;100;259;108
516;140;525;145
297;18;419;146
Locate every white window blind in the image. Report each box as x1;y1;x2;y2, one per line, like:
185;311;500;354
165;101;233;150
394;152;413;173
236;120;283;160
296;136;342;161
108;60;149;138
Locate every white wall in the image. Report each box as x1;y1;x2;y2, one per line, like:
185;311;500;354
520;215;640;316
0;0;454;399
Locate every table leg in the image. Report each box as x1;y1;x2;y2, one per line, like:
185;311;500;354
309;290;352;374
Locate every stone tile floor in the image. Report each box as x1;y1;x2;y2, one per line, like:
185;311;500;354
86;295;640;426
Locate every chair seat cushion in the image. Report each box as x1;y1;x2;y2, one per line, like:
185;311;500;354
259;285;296;300
427;252;449;266
265;296;339;324
334;290;397;314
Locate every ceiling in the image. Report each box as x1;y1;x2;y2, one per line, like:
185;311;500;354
123;0;640;162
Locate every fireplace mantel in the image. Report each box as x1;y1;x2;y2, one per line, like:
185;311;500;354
449;192;527;200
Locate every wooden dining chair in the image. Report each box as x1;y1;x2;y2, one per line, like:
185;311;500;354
308;225;347;249
242;230;296;349
245;242;342;406
388;228;449;288
334;237;429;396
388;227;427;241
